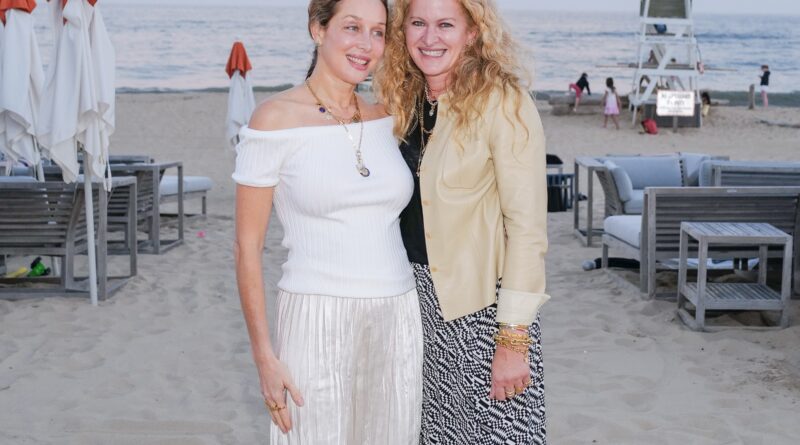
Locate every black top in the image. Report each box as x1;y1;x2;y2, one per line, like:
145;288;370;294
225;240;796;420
399;98;437;265
761;70;771;86
576;76;591;95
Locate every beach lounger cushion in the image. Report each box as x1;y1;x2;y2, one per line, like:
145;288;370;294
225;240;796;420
159;175;214;196
604;215;642;249
0;176;37;183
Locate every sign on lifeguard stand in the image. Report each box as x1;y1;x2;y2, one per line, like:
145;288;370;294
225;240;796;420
657;90;695;132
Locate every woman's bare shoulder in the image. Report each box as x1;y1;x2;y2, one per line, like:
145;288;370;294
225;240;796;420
248;87;311;131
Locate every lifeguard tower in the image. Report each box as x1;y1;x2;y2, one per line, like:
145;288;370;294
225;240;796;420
631;0;702;127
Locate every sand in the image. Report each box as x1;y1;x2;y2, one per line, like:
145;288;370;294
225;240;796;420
0;92;798;444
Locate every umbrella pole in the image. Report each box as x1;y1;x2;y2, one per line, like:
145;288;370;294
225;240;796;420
80;144;99;306
33;137;45;181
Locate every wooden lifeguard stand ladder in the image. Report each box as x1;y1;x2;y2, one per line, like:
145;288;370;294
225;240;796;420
631;0;702;126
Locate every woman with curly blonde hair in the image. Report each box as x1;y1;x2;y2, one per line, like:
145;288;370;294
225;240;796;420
375;0;550;443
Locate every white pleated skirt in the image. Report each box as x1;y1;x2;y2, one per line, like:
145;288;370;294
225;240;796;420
270;289;423;445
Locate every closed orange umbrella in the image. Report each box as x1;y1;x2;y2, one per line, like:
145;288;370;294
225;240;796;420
225;42;255;147
226;41;252;78
59;0;97;7
0;0;37;25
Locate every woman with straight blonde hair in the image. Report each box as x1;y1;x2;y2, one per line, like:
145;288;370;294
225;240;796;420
375;0;550;443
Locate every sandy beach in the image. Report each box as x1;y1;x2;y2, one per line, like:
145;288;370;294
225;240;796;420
1;91;799;444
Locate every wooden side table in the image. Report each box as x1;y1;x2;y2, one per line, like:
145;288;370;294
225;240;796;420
573;156;605;246
677;222;793;331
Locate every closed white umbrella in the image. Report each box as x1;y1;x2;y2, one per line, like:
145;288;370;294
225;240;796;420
38;0;114;305
0;1;44;178
225;41;255;148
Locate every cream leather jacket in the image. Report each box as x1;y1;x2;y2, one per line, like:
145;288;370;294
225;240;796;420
418;86;550;323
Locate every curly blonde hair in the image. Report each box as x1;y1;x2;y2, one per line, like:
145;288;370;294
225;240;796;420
374;0;530;139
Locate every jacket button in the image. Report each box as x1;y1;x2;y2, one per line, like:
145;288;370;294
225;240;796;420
425;232;432;239
430;266;438;273
422;200;430;206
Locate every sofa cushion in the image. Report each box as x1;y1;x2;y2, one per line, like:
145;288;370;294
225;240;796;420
601;156;683;189
604;215;642;248
604;160;634;203
623;189;644;214
160;176;214;196
678;153;710;186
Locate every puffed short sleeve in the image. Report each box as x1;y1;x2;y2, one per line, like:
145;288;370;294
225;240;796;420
231;127;291;187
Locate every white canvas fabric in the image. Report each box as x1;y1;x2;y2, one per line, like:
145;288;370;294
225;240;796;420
0;9;44;167
226;70;255;149
39;0;114;189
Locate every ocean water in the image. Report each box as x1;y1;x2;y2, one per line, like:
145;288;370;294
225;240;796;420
29;5;800;100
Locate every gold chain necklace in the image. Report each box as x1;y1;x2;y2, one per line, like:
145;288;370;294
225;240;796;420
424;84;438;117
416;94;436;177
305;80;370;177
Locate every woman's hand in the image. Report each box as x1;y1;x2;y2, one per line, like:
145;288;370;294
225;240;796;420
489;332;531;402
257;356;304;434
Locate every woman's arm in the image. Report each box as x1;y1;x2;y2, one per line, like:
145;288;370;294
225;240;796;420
487;88;551;401
235;185;303;433
490;89;550;326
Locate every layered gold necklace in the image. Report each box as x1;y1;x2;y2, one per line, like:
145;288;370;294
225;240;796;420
305;80;370;177
416;88;438;177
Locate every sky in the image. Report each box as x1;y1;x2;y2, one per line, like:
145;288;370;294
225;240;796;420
102;0;800;16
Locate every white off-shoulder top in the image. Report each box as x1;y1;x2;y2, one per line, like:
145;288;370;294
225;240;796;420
232;117;416;298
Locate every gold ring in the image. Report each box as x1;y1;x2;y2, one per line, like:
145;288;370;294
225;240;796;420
504;390;515;398
264;400;282;412
515;386;525;395
524;380;532;387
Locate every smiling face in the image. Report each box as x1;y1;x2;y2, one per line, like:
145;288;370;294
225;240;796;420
311;0;387;85
404;0;476;89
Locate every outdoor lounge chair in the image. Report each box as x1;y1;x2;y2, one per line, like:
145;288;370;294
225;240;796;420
601;186;800;298
698;160;800;187
0;177;138;300
41;162;186;254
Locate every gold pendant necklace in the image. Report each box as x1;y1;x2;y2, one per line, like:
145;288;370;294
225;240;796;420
424;84;438;117
306;80;370;178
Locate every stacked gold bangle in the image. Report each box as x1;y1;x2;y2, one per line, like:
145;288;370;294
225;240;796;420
494;323;534;359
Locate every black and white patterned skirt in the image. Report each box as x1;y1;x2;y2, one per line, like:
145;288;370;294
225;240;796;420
412;263;546;445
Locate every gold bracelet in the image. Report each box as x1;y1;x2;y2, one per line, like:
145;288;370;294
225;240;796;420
495;341;530;361
493;332;534;347
498;322;529;332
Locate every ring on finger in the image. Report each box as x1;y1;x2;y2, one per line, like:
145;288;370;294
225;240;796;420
264;400;284;412
515;386;525;395
504;389;516;398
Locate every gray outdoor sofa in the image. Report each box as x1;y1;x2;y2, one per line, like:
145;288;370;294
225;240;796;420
601;186;800;298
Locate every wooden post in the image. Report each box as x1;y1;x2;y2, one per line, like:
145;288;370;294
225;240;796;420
748;84;756;110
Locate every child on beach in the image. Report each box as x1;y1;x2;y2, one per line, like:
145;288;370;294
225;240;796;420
602;77;621;129
569;73;591;111
759;64;770;108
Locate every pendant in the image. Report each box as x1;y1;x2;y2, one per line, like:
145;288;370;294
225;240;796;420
358;166;371;177
429;107;435;117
